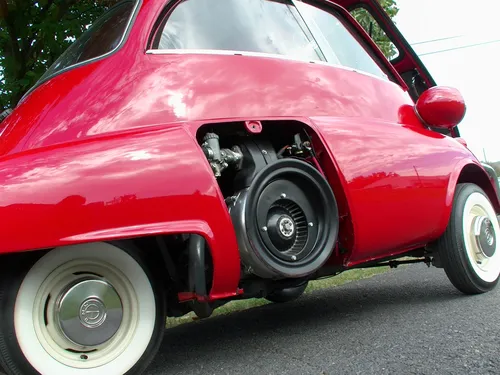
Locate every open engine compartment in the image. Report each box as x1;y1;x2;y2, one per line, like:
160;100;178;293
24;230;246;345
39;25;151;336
197;120;340;281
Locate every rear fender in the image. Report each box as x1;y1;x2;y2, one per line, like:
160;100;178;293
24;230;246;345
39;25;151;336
0;125;241;300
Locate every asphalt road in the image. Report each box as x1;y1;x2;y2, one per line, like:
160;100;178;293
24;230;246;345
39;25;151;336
146;264;500;375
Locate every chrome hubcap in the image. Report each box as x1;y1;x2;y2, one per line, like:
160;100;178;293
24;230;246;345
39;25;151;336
472;216;496;260
462;194;500;283
57;278;123;347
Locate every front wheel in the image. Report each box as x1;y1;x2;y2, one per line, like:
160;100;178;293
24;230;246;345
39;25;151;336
0;242;165;375
436;183;500;294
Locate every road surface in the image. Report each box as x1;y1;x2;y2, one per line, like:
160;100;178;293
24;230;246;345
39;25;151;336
147;264;500;375
1;265;496;375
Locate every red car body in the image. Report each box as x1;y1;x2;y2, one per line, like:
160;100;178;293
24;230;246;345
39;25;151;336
0;1;499;374
1;0;497;301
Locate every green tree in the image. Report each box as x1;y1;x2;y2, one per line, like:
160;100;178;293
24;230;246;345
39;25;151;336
0;0;118;111
0;0;399;111
351;0;399;59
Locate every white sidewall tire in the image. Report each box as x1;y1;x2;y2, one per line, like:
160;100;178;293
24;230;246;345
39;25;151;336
438;183;500;295
14;242;156;375
462;192;500;283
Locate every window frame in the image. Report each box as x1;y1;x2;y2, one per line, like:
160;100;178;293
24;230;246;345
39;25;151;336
20;0;142;103
347;3;404;65
147;0;404;85
292;0;389;79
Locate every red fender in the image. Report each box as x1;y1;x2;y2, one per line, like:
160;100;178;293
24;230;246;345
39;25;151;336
0;125;241;300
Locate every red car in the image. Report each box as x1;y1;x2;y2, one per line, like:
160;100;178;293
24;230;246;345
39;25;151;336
0;0;499;374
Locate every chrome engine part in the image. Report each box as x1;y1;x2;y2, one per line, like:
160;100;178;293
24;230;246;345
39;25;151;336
201;132;243;177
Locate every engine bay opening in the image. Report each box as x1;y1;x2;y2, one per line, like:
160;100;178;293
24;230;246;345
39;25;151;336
196;120;327;196
196;120;340;281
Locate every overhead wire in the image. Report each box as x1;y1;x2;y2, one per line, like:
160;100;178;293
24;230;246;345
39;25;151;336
411;35;464;45
418;39;500;56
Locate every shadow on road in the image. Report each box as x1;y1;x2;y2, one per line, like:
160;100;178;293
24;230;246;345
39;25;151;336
146;268;469;374
0;268;481;375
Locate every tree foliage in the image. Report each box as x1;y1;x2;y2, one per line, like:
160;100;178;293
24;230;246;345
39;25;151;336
0;0;399;111
351;0;399;60
0;0;119;110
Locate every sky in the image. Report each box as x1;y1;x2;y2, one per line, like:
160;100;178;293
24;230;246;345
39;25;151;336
394;0;500;163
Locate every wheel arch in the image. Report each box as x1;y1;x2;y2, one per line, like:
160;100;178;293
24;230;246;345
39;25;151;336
443;160;500;231
455;163;500;212
0;125;241;302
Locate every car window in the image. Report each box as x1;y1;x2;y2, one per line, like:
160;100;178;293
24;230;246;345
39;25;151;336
156;0;325;63
155;0;388;79
38;1;137;83
350;7;400;61
294;2;388;79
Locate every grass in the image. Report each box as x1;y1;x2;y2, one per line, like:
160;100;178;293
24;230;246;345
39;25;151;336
166;266;390;329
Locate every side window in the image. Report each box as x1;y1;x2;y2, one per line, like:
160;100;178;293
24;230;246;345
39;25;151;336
39;1;137;82
154;0;390;80
350;7;400;61
294;2;388;79
155;0;325;63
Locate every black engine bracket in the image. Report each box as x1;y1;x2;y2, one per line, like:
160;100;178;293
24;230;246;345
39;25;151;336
233;138;278;191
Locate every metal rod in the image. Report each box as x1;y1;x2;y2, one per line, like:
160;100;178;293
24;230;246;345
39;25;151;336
355;258;430;269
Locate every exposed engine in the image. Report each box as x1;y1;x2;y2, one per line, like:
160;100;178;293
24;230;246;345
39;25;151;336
201;132;244;177
201;123;339;280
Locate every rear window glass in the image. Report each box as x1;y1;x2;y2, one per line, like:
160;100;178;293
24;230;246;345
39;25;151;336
157;0;324;62
155;0;388;79
295;1;388;79
39;1;137;82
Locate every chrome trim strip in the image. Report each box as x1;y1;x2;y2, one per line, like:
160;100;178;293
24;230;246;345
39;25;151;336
146;48;312;61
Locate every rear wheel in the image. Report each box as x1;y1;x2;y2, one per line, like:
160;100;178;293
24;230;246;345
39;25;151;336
436;183;500;294
0;242;165;375
266;282;308;303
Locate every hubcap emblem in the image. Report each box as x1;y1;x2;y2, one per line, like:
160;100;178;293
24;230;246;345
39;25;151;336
279;217;295;238
473;216;496;258
79;298;107;329
485;223;494;246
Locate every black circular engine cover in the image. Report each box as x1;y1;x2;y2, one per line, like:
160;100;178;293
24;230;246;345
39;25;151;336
229;158;339;279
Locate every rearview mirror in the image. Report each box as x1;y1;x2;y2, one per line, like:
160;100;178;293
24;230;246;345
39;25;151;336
415;86;466;130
